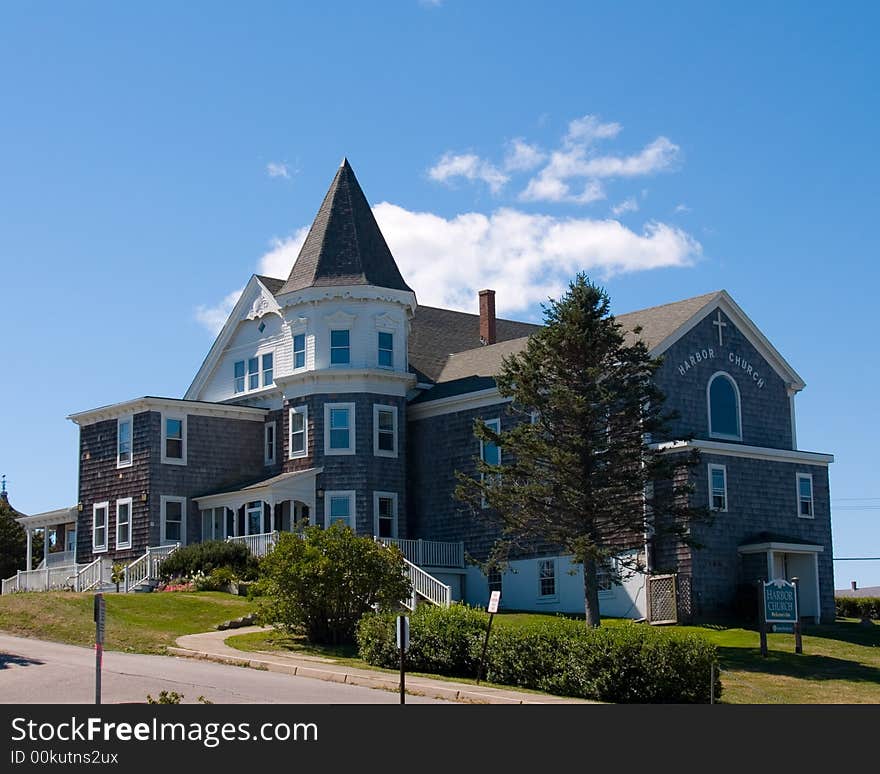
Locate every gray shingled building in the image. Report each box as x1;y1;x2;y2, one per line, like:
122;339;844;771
5;160;835;622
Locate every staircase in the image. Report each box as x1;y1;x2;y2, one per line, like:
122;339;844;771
123;544;179;592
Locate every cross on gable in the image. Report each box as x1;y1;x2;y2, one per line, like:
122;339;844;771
712;310;728;347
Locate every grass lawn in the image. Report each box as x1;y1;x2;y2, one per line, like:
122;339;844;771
0;591;255;654
227;613;880;703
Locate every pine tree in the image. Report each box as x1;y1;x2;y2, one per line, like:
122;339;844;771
455;274;709;627
0;495;28;580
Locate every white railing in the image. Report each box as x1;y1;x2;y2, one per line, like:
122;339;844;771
73;556;109;592
124;544;179;592
401;557;451;609
378;537;465;568
226;532;278;558
1;564;82;593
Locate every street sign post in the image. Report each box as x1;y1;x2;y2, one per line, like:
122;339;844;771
94;593;105;705
396;615;409;705
476;591;501;684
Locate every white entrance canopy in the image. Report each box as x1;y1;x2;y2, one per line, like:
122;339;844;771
15;506;78;572
193;468;322;515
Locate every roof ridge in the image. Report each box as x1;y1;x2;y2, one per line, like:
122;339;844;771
616;290;721;319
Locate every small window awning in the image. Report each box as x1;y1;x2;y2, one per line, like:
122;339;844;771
193;468;322;512
738;532;824;555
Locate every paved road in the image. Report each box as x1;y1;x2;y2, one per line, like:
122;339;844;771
0;634;451;704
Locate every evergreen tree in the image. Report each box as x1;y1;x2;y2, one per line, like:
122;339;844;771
455;274;709;627
0;495;27;580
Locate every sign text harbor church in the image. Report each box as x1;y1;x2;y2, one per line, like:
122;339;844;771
12;160;835;621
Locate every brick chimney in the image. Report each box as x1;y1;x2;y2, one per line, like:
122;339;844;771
851;581;858;591
479;289;496;345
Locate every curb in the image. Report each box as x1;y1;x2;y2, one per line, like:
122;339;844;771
166;646;551;704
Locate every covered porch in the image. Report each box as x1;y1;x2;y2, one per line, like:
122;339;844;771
193;468;322;555
2;506;81;594
739;536;824;623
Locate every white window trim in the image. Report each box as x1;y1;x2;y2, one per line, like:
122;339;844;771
245;501;264;536
797;472;814;519
289;405;309;459
373;491;398;538
329;328;352;367
234;350;276;394
373;404;398;458
324;490;356;530
115;497;133;550
160;412;187;466
116;415;133;469
160;495;187;546
597;558;615;597
707;371;743;441
325;402;356;455
261;352;274;387
264;421;276;466
377;330;394;370
480;417;501;509
92;502;109;553
708;463;728;513
537;558;558;602
292;331;308;372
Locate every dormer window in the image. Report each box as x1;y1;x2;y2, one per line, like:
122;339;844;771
234;351;274;394
708;372;742;441
330;330;350;365
378;331;393;368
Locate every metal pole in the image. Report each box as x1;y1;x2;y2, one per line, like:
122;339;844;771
710;662;715;704
476;612;495;685
399;647;405;705
792;577;803;654
758;580;768;657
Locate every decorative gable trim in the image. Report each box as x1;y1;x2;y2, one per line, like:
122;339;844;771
324;309;358;328
649;291;806;392
374;312;399;331
185;275;281;401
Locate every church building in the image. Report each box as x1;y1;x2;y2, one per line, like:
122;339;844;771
5;160;836;623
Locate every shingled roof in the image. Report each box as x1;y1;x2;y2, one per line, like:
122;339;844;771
421;290;723;385
278;159;413;295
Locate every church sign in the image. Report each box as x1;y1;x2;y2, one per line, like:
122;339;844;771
674;311;765;388
763;579;798;624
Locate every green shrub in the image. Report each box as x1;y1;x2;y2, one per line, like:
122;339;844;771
835;596;879;620
357;607;721;703
159;540;258;582
256;524;411;645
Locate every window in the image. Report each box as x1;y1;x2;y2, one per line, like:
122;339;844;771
488;567;503;594
246;501;264;535
373;404;398;457
201;507;226;542
597;559;614;593
325;490;355;530
374;491;397;538
293;333;306;370
708;372;742;440
160;496;186;545
161;414;187;465
709;464;728;512
378;331;393;368
264;421;276;465
234;352;275;393
330;329;350;365
289;406;309;459
92;502;109;553
116;498;132;549
117;417;133;468
234;361;245;394
479;418;501;508
797;473;814;518
325;403;356;455
538;559;556;598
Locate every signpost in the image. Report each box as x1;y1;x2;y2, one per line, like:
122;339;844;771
396;615;409;705
476;590;501;685
94;593;105;705
759;578;802;657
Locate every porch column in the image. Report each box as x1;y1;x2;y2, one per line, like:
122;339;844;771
26;528;33;572
43;528;49;566
268;502;275;533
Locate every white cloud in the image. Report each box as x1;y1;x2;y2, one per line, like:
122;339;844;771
576;136;679;178
611;197;639;216
503;139;546;172
194;288;244;335
266;162;291;179
427;152;509;193
564;114;622;147
197;201;701;333
674;203;692;213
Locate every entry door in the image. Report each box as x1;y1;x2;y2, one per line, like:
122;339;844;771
772;553;787;579
65;529;77;553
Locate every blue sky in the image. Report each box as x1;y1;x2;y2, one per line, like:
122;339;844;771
1;2;877;585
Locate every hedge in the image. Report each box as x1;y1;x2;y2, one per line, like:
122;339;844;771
159;540;259;582
357;605;721;703
835;597;880;620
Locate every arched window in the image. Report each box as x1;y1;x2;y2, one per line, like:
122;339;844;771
707;372;741;440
